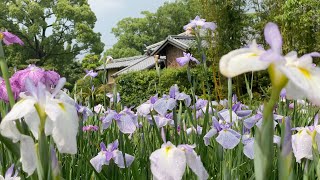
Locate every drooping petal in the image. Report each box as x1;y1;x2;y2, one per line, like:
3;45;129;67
292;129;313;163
20;135;37;176
90;152;109;173
112;150;135;168
116;114;136;134
219;44;269;78
24;110;40;139
150;143;186;180
243;138;254;159
0;120;21;143
203;128;217;146
216;130;240;149
45;100;79;154
2;98;36;122
185;150;209;180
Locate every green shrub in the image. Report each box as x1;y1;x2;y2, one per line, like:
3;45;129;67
115;66;216;107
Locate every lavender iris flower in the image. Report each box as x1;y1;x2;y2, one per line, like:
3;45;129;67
137;94;158;116
153;113;174;128
0;31;24;45
90;140;135;172
176;52;200;66
100;108;137;134
76;104;93;121
183;16;217;31
0;164;20;180
153;85;191;115
204;117;241;149
84;70;98;79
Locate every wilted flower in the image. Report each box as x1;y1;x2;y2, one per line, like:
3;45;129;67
90;140;134;172
0;31;24;46
176;52;200;66
150;142;208;180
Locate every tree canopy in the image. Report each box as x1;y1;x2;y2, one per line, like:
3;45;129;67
104;1;201;59
0;0;104;84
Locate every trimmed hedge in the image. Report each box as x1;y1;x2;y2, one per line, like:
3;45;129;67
115;66;216;107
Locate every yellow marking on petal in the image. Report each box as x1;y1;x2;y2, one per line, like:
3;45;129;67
299;68;311;79
247;53;258;57
58;103;66;111
0;33;3;40
165;146;172;156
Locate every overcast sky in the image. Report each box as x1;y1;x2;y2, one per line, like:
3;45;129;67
87;0;169;52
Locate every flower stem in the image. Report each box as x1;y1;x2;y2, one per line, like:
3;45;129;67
0;41;15;108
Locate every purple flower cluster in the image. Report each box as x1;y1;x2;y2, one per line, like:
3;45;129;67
82;125;99;132
0;65;60;101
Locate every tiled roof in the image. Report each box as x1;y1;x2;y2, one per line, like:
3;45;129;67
150;35;207;55
112;56;165;77
96;55;145;70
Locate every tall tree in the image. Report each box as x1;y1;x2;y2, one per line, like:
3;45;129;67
251;0;319;55
200;0;248;99
105;1;201;59
0;0;104;72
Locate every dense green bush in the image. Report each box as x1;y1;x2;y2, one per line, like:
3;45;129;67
115;66;216;107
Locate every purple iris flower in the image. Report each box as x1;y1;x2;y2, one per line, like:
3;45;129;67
153;85;191;115
183;16;217;31
82;125;99;132
1;164;19;179
106;92;120;103
0;31;24;45
76;104;93;121
100;108;137;134
153;95;176;116
203;116;241;149
242;134;254;159
84;70;98;79
90;140;135;172
169;84;191;106
137;94;158;116
153;113;174;128
243;105;282;129
176;52;200;66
